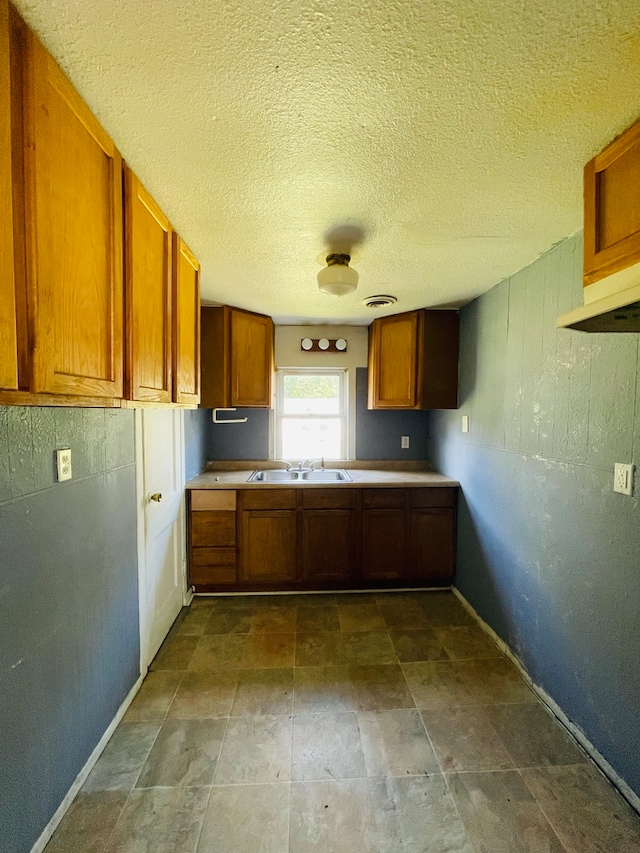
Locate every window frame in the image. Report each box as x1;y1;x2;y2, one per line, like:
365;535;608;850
274;367;348;462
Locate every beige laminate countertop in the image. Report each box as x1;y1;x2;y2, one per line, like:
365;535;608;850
186;469;459;489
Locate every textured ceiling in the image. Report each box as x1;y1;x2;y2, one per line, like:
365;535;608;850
13;0;640;323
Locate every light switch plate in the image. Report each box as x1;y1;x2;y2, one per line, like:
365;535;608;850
461;415;470;433
613;462;633;496
56;448;72;482
401;436;410;449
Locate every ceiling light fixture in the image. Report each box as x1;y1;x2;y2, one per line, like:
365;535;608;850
317;253;359;297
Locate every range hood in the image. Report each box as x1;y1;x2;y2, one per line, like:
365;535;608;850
557;261;640;333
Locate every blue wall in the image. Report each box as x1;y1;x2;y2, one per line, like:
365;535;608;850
184;407;210;478
0;407;140;853
428;233;640;798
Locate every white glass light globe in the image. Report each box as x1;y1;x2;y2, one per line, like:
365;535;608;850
317;262;359;297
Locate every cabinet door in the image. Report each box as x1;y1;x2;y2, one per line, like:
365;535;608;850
302;509;356;583
0;0;18;391
173;235;200;406
368;312;420;409
409;509;454;585
361;509;406;580
584;119;640;286
231;309;273;406
124;169;172;403
24;29;123;397
242;510;297;583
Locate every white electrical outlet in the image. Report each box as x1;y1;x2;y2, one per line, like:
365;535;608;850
461;415;470;433
401;436;410;449
613;462;634;496
56;448;72;482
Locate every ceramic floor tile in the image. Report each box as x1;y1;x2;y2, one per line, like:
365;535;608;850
174;608;212;636
294;665;356;713
334;593;379;606
434;624;502;659
44;791;128;853
250;606;298;633
420;706;515;772
136;718;226;787
166;670;238;719
389;628;449;662
296;631;347;666
521;764;640;852
197;783;290;853
456;658;537;704
82;724;160;792
358;709;440;777
150;636;199;671
203;607;254;634
123;672;184;722
188;634;247;670
292;711;366;781
338;604;386;632
368;776;475;853
486;703;588;768
189;596;218;610
214;715;292;783
349;664;415;712
231;667;294;716
378;602;433;630
344;631;397;665
106;787;209;853
242;632;296;668
419;593;475;627
296;604;341;632
401;661;479;709
448;770;565;852
294;593;337;606
290;779;376;853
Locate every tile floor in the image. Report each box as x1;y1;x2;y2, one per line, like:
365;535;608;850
45;591;640;852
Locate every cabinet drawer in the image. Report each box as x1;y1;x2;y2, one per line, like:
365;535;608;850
191;490;236;511
411;488;456;508
191;511;236;547
190;548;237;585
362;488;406;509
242;489;297;510
301;489;357;509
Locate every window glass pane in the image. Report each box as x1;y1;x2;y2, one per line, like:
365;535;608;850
281;418;342;458
283;374;340;414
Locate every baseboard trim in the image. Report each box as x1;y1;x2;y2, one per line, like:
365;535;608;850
452;586;640;816
30;672;146;853
193;586;451;598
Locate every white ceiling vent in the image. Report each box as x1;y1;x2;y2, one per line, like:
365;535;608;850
363;295;397;309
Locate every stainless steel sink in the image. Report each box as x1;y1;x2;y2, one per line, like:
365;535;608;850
247;468;351;483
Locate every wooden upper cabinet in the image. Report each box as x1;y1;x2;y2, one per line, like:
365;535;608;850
21;22;123;398
124;168;172;403
201;305;274;408
173;235;201;406
584;118;640;287
368;309;459;410
0;0;18;391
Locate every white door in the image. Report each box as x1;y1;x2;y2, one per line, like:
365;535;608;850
136;408;188;670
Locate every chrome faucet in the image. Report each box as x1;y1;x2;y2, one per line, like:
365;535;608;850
273;459;293;471
309;457;325;471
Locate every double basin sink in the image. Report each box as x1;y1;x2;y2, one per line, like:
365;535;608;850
247;468;351;483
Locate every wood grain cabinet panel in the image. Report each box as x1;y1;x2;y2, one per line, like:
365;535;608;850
584;118;640;286
191;511;236;547
301;509;356;583
172;234;200;406
241;510;297;583
368;309;459;410
21;23;123;398
0;0;18;391
188;490;237;587
361;509;407;580
409;508;454;585
124;168;172;403
201;305;274;408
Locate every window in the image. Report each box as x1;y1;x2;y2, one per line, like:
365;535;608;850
275;369;347;461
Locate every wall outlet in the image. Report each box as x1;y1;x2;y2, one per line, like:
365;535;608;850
613;462;634;496
56;448;72;482
461;415;470;433
401;436;410;449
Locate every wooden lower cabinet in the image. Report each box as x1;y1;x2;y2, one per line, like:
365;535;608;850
188;486;456;592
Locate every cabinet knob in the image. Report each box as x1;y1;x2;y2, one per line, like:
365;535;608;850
149;492;163;503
